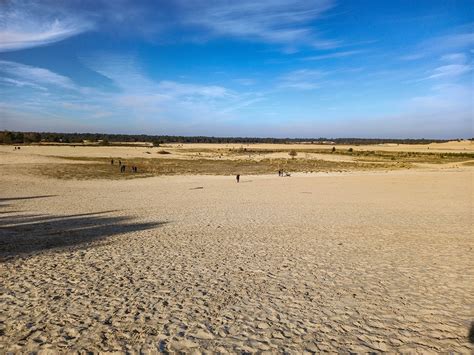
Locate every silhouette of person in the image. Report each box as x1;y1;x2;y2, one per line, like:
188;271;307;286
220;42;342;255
236;174;240;183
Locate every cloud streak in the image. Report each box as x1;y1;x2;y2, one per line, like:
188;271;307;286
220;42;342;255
427;64;472;79
278;69;324;90
178;0;338;50
302;50;364;61
0;1;92;52
0;60;76;89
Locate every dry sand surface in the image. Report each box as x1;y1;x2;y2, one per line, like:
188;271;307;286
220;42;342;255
0;140;472;161
1;145;473;353
167;140;474;153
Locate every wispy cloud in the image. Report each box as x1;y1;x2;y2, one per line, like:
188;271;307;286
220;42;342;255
409;83;471;110
440;53;467;63
278;69;324;90
80;53;264;124
219;97;265;114
157;81;232;99
0;77;47;91
402;31;474;61
85;54;233;100
178;0;338;50
430;32;474;51
427;64;471;79
0;1;92;52
420;52;472;80
0;0;341;52
399;53;425;61
0;60;76;89
302;50;364;61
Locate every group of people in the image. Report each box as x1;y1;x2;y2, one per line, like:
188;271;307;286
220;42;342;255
111;159;138;173
120;165;138;173
236;170;290;182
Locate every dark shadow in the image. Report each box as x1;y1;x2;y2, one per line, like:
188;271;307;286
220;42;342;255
0;195;58;202
0;211;166;260
0;210;22;214
0;210;118;223
469;321;474;343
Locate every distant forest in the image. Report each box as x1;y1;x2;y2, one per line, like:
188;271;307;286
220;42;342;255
0;130;470;145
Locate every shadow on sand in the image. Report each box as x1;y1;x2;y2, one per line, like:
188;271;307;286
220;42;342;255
0;195;58;210
0;195;58;202
469;321;474;344
0;196;165;260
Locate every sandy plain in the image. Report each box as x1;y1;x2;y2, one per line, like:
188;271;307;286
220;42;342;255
0;142;473;353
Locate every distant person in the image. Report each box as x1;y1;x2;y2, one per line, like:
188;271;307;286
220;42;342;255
120;165;126;173
236;174;240;183
111;159;114;165
119;160;122;166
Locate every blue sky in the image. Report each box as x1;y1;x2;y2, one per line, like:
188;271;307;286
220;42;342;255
0;0;472;138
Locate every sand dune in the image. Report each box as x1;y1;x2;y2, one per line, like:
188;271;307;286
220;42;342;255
0;147;473;352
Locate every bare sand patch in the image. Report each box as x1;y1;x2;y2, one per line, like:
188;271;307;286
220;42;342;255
1;158;473;352
2;143;472;182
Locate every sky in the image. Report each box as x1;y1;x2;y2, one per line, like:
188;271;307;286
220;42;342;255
0;0;472;138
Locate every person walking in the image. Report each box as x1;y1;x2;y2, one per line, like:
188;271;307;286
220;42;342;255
236;174;240;183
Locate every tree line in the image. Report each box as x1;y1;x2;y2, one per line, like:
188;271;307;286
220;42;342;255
0;130;468;145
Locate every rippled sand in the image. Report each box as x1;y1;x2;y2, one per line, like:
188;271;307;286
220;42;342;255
1;157;473;352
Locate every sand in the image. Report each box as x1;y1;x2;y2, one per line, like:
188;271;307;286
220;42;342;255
1;140;472;161
1;146;473;353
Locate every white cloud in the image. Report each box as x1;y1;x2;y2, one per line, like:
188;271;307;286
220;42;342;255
428;64;471;79
399;53;425;61
413;53;473;82
0;1;92;52
219;97;265;114
440;53;467;63
0;77;47;91
401;32;474;62
178;0;338;49
157;81;232;99
409;83;472;110
79;53;265;123
86;55;233;100
0;0;341;52
302;50;363;61
0;60;76;89
278;69;324;90
432;32;474;51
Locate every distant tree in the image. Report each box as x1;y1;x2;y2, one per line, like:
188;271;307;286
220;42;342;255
289;150;298;159
332;146;336;153
152;140;161;147
3;131;14;144
100;138;110;146
348;147;353;152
